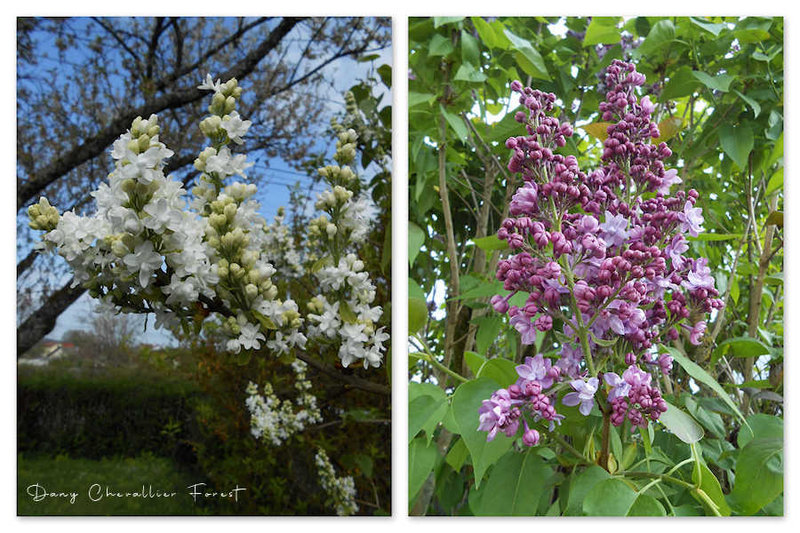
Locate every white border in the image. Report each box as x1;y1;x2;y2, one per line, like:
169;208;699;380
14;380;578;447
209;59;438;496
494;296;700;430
3;2;798;532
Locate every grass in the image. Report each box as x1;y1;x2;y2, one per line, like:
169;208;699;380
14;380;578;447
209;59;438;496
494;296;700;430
18;453;201;516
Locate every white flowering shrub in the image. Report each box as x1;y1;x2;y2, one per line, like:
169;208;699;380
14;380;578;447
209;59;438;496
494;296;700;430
28;74;389;515
315;448;359;516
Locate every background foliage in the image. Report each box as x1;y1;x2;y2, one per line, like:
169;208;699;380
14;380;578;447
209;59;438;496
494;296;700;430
408;16;783;516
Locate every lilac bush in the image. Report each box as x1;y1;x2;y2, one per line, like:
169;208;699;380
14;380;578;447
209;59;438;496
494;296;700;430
479;60;724;444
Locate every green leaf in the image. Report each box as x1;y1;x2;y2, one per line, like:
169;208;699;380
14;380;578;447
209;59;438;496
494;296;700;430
687;232;743;242
409;436;439;500
445;437;469;471
476;358;518;388
663;346;749;428
658;400;704;444
730;438;783;515
692;70;734;93
473;235;508;251
685;397;726;439
251;309;277;330
654;116;684;142
609;423;623;468
730;276;740;303
475;316;503;355
737;413;783;448
471;17;499;49
566;465;610;515
433;16;464;28
440;105;468;142
766;167;783;195
453;63;487;83
451;378;514;488
377;63;391;88
464;350;487;376
734;89;762;118
428;33;454;57
408;91;436;108
734;18;772;43
583;17;621;46
461;30;481;65
503;29;549;80
714;336;770;358
456;278;504;300
766;132;783;168
589;332;618;347
581;122;612;141
409;393;448;444
582;478;638;516
765;210;783;228
661;67;702;99
234;349;252;366
627;494;666;516
408;221;425;266
470;449;553;515
691;450;732;516
636;19;676;57
719;124;754;170
339;300;358;324
408;297;428;335
690;17;728;36
408;277;425;300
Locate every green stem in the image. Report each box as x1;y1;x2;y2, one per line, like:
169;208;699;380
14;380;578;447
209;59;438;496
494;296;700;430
413;334;468;384
561;259;596;376
547;432;592;465
616;471;694;491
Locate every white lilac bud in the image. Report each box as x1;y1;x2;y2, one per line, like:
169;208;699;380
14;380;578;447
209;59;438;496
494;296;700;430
245;283;259;298
200;115;222;137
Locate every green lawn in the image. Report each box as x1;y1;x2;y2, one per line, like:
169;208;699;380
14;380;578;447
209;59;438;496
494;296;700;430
18;453;201;515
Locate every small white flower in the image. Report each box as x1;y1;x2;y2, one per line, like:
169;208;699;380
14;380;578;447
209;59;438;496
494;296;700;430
123;240;163;288
221;111;252;144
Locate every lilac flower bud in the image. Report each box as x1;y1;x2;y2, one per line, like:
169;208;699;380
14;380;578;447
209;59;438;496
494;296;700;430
490;294;510;313
522;427;540;447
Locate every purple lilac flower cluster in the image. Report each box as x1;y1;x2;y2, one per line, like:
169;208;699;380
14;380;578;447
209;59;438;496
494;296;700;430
479;60;723;444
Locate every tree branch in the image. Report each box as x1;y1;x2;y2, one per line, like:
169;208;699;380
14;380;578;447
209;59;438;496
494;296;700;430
17;278;84;356
17;16;302;211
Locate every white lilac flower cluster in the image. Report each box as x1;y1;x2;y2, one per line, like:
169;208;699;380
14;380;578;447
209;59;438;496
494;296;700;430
32;113;219;331
314;447;359;516
260;207;303;278
245;359;322;447
304;120;388;369
27;75;308;357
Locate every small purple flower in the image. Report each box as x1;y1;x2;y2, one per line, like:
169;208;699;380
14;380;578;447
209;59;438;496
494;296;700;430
599;210;630;248
682;258;715;291
687;321;706;345
622;365;652;388
658;353;673;374
657;168;682;195
509;183;539;215
477;389;520;441
666;234;689;270
562;377;599;416
516;354;556;389
681;201;705;237
510;314;538;345
604;372;631;401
